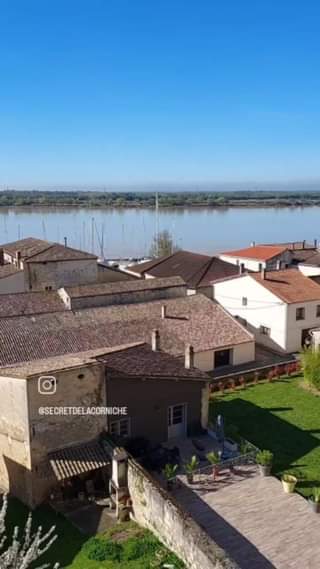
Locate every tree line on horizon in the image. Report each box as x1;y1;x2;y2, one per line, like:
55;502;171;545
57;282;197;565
1;189;320;208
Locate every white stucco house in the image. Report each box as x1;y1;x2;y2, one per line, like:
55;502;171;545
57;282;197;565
219;245;292;272
213;268;320;353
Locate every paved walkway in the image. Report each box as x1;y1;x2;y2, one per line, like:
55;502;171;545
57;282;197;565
173;465;320;569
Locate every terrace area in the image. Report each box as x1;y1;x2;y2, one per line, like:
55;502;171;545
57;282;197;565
172;464;320;569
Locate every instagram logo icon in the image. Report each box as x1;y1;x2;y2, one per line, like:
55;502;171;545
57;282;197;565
38;376;57;395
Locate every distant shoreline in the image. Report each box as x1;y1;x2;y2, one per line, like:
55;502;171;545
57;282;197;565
1;189;320;209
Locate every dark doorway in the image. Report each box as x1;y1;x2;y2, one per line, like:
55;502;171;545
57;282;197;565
301;329;312;348
214;349;231;368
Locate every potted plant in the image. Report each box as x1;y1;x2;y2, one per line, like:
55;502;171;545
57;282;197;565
308;487;320;513
184;455;199;484
281;473;298;493
256;450;273;476
162;463;178;491
206;451;220;480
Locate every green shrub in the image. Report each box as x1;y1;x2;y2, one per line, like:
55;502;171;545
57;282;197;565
82;536;122;561
301;348;320;390
122;534;159;561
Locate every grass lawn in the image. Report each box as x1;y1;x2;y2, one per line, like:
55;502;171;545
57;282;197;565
210;375;320;498
4;498;184;568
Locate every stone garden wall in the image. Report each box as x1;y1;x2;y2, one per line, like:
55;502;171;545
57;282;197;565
127;458;238;569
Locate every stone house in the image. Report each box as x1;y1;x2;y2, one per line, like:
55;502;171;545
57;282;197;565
0;342;210;507
0;237;136;293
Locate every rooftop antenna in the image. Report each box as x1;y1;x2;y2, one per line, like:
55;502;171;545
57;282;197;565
91;217;95;254
155;191;159;256
42;220;47;240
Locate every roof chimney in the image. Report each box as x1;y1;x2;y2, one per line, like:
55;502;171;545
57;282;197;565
161;305;167;319
0;248;4;266
185;344;194;369
261;267;266;280
239;263;245;275
151;329;160;352
303;239;306;249
314;238;318;249
250;241;255;247
15;250;21;266
64;237;68;247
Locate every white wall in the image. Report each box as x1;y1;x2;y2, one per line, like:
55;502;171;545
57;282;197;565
218;255;266;271
233;341;255;364
298;264;320;277
213;275;288;352
218;250;291;272
286;300;320;352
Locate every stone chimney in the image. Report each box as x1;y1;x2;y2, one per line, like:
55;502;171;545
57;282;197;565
161;305;167;319
185;344;194;369
0;248;4;266
15;250;21;266
151;329;160;352
261;267;266;280
239;263;245;275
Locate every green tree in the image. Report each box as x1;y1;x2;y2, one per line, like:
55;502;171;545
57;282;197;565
149;230;179;258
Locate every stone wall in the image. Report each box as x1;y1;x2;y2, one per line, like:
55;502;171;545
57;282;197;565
67;282;187;310
27;259;98;291
127;459;238;569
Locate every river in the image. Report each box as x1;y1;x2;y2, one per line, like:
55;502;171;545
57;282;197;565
0;205;319;258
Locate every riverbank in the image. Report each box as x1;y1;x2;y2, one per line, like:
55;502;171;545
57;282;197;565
2;189;320;209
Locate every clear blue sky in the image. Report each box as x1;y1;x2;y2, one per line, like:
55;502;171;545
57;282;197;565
1;0;320;186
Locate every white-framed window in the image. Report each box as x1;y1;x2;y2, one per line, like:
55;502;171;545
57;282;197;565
260;325;271;336
110;418;131;438
242;297;248;306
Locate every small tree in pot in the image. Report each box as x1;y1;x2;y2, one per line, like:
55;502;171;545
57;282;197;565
308;487;320;513
162;463;178;491
184;455;199;484
206;451;220;480
256;450;273;476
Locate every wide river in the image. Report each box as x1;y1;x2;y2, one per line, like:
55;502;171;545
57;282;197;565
0;205;319;258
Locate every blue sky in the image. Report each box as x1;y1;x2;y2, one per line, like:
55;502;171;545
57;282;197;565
1;0;320;186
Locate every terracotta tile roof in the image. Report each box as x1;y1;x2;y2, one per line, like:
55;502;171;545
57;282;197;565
0;291;66;318
1;237;97;262
0;343;142;378
26;243;97;262
0;294;253;367
221;245;288;261
0;264;22;279
63;276;186;298
298;251;320;266
100;343;209;381
128;250;239;288
2;237;51;259
251;269;320;303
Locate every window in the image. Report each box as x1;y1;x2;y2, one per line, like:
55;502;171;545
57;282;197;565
110;418;130;438
317;305;320;317
45;285;53;291
260;326;271;336
296;307;305;321
242;297;248;306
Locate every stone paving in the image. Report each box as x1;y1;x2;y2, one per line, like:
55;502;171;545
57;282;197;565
172;465;320;569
